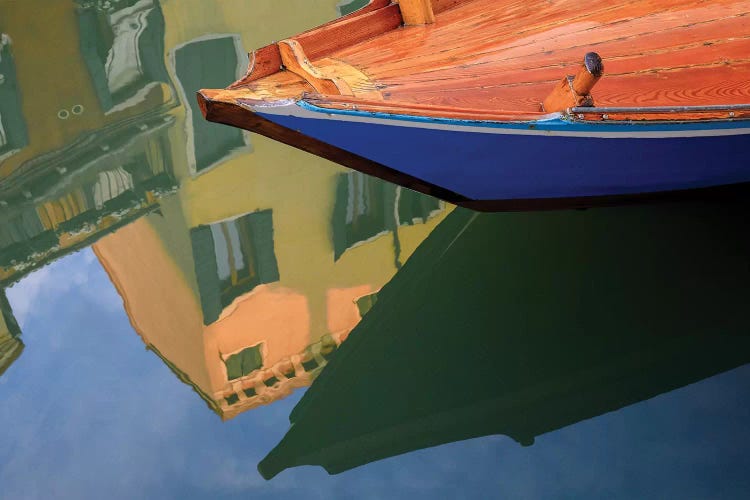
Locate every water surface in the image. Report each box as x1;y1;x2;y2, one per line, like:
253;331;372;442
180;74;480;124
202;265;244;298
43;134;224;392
0;1;749;498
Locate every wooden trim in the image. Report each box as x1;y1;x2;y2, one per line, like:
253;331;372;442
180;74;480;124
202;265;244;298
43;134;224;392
229;44;282;87
314;60;385;100
228;0;397;88
397;0;435;25
304;94;549;121
306;94;750;123
432;0;466;14
278;40;353;95
292;4;403;61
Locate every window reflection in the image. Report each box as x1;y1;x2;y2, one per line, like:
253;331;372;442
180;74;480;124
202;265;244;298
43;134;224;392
0;33;28;162
333;171;443;260
173;35;249;174
77;0;171;113
190;210;280;324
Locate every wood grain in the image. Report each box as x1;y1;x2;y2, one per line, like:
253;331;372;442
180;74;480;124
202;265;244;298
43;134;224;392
329;0;750;112
216;0;750;122
229;0;397;87
304;94;548;120
230;44;282;87
432;0;467;14
398;0;436;25
278;40;352;95
543;54;603;112
292;4;403;61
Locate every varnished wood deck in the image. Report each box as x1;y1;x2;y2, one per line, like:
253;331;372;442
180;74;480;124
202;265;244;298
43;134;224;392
202;0;750;121
220;0;750;119
324;0;750;113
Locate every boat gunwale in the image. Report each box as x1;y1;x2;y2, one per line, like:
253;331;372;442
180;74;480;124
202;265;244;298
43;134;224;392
274;97;750;133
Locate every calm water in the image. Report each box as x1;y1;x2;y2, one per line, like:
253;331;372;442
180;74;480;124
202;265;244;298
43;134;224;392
1;1;749;498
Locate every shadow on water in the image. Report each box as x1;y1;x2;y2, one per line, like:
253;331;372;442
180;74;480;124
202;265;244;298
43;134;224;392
260;199;750;477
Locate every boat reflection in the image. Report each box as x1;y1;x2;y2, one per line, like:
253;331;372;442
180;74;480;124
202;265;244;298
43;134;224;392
0;0;447;420
260;200;750;478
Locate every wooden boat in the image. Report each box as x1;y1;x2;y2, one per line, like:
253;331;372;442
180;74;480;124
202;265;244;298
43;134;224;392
198;0;750;211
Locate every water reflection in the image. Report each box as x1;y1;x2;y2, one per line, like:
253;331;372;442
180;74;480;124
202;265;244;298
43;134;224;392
93;155;445;420
0;0;446;420
261;201;750;477
0;0;748;494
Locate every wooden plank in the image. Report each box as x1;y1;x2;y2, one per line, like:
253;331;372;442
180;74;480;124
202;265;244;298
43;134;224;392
432;0;466;14
293;4;403;61
223;0;750;120
228;0;394;87
229;44;281;87
398;0;436;25
336;0;745;77
315;58;384;100
304;94;547;120
204;73;313;102
278;40;353;95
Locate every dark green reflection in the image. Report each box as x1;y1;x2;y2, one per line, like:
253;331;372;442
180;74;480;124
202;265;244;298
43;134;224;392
0;34;28;158
77;0;171;112
338;0;371;16
0;289;22;377
260;199;750;478
191;210;280;325
332;171;441;261
174;36;248;173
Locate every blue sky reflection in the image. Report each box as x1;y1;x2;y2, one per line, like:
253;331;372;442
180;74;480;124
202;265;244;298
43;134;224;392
0;249;748;499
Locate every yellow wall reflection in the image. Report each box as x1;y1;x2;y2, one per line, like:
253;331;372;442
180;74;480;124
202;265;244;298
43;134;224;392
0;0;452;409
85;0;453;419
0;0;178;286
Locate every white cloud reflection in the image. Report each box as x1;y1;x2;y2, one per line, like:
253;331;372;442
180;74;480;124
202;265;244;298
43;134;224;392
0;248;748;499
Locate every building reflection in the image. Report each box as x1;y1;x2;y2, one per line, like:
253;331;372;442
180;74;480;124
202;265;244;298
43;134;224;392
0;0;181;375
259;200;750;478
0;290;22;378
0;1;178;287
0;0;449;419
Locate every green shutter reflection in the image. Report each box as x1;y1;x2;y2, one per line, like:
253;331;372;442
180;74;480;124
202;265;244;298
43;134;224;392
76;0;171;113
225;344;264;381
190;210;280;325
174;35;247;172
0;34;29;157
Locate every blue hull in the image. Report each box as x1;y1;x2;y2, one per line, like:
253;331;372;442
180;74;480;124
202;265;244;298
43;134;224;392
257;104;750;205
